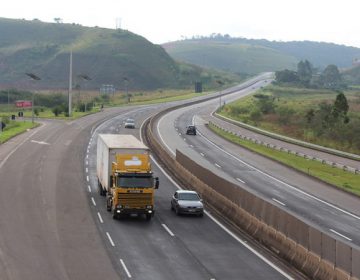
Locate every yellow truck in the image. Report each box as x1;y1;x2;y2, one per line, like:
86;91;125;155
97;134;159;220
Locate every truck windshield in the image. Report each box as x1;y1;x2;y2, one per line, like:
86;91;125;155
117;176;153;188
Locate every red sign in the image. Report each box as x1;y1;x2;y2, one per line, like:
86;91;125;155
15;100;32;108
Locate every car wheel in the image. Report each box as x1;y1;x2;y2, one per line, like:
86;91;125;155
170;203;174;211
175;206;180;216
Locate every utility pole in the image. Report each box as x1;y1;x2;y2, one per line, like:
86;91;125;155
68;49;73;117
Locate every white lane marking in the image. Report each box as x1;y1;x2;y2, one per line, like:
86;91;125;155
189;145;194;148
330;229;352;241
31;140;50;145
200;152;205;157
183;138;186;141
236;178;245;184
87;149;89;153
198;131;360;221
150;155;294;280
157;114;176;157
215;163;222;169
106;232;115;247
0;128;41;169
86;167;88;173
91;197;96;206
161;224;175;237
120;259;132;278
86;154;89;159
272;198;286;206
86;161;88;165
97;212;104;223
86;176;89;182
88;185;91;193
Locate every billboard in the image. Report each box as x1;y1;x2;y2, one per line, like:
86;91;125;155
15;100;32;108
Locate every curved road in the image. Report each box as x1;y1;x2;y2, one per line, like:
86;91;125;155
156;80;360;247
0;85;300;279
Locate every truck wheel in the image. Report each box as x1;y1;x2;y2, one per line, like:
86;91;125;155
98;181;105;196
106;200;111;212
145;214;152;221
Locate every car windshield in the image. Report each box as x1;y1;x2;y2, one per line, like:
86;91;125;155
178;193;200;201
126;119;134;123
117;176;153;188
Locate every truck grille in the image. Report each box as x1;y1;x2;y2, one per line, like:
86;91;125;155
118;193;152;208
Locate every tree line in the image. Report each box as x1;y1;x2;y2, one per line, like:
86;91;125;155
274;60;344;89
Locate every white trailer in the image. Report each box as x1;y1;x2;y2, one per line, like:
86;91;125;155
96;134;149;195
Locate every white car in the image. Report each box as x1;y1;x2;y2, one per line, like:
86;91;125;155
171;190;204;217
124;118;135;129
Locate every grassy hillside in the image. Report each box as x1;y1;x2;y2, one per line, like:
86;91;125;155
342;64;360;85
0;18;241;90
163;37;360;74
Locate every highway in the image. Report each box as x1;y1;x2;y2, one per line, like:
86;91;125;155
156;79;360;248
0;77;302;279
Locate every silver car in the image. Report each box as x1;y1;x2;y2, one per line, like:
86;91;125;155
171;190;204;216
124;118;135;128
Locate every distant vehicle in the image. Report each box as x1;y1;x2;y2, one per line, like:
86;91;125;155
171;190;204;216
124;118;135;129
186;125;196;135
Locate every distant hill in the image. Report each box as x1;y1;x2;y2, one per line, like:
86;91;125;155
163;36;360;74
0;18;240;90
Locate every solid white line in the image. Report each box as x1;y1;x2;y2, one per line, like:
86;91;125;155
97;212;104;223
0;128;41;169
330;229;352;241
272;198;286;206
86;176;89;182
215;163;222;168
157;114;176;157
150;155;294;279
88;185;91;192
236;178;245;184
161;224;175;237
91;197;96;206
120;259;132;278
198;131;360;221
106;232;115;247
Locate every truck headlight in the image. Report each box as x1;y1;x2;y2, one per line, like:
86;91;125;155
146;205;153;209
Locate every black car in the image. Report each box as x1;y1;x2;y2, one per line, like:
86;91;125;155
171;190;204;216
186;125;196;135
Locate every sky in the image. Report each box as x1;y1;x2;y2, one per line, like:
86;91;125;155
2;0;360;47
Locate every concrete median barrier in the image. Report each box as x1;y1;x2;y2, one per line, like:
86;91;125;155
143;105;360;280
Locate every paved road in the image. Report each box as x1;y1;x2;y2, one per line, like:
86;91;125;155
0;95;298;279
156;80;360;247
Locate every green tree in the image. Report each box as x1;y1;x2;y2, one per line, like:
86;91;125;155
275;69;298;83
321;64;341;89
297;60;313;87
332;92;349;123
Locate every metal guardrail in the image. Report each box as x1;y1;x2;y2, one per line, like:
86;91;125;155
215;113;360;162
209;121;360;175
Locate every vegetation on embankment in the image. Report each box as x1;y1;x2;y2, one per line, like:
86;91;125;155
0;117;39;143
208;123;360;196
218;85;360;155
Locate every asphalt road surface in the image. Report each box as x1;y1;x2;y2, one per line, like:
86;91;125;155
156;79;360;249
0;93;299;280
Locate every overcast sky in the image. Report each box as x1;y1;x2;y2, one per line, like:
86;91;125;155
2;0;360;47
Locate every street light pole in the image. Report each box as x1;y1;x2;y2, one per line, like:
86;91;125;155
68;49;73;117
25;73;41;123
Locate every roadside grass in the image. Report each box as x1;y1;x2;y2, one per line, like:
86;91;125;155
0;120;39;144
208;123;360;196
